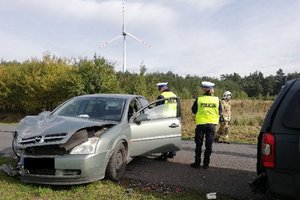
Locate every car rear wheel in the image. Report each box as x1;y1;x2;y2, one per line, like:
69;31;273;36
105;143;127;182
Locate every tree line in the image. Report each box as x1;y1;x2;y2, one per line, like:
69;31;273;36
0;54;299;114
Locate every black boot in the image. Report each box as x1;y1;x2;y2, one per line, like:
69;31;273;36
190;163;201;169
167;151;176;158
156;153;168;161
203;158;210;169
203;163;209;169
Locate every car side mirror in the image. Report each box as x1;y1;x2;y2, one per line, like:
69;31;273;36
38;111;51;119
134;113;149;123
39;111;51;116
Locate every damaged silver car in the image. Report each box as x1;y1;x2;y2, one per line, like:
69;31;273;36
5;94;181;185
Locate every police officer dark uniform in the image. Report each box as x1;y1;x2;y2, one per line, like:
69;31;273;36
156;82;177;160
190;81;222;169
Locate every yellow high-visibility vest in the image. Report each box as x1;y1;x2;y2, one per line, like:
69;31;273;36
195;96;219;125
161;91;177;116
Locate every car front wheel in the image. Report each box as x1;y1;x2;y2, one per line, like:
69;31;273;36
105;143;127;182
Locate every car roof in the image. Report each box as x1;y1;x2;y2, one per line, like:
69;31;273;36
75;93;145;100
260;78;299;132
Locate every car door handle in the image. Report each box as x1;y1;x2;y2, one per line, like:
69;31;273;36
169;123;179;128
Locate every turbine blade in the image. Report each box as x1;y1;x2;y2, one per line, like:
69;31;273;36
122;0;125;33
99;35;123;48
126;32;150;47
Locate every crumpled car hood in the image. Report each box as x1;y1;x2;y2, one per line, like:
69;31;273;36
16;114;117;142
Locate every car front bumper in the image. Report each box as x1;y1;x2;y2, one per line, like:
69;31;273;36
18;151;109;185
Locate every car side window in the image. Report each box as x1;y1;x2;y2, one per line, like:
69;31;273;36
147;98;177;119
144;103;166;120
137;97;149;108
282;89;300;129
128;99;139;121
133;98;178;122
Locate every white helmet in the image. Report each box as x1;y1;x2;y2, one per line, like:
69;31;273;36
223;91;232;100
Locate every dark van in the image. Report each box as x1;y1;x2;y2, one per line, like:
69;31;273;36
251;78;300;199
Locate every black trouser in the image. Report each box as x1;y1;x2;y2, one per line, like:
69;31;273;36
194;124;215;166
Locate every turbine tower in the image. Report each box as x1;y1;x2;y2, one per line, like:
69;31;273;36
100;1;150;72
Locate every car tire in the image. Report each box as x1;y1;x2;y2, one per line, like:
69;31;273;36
105;143;127;182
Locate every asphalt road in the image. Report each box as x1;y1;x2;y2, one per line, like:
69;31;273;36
0;124;14;157
0;124;264;199
125;141;263;200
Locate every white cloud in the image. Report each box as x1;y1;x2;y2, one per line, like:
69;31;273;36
0;31;43;61
12;0;113;20
0;0;300;77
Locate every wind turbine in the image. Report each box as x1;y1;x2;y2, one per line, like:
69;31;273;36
100;1;150;72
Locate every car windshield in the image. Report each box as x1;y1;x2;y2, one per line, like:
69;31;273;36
52;96;125;121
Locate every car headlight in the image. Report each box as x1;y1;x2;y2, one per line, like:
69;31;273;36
70;137;99;154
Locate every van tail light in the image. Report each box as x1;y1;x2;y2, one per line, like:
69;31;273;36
261;132;275;168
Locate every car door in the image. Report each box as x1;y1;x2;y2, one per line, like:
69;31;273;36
129;97;181;156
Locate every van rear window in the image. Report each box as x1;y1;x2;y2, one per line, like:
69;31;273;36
282;90;300;129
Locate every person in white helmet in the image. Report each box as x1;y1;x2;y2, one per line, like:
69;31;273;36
215;91;232;144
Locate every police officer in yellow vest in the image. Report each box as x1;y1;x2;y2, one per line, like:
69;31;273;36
190;81;222;169
156;82;177;160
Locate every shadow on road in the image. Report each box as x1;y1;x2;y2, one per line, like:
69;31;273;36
124;156;265;200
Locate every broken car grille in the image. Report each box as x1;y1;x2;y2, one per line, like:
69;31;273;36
19;133;68;145
25;145;68;155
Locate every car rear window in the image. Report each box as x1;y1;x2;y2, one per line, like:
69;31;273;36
282;89;300;129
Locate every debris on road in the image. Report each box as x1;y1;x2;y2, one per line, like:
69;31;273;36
120;179;186;197
206;192;217;199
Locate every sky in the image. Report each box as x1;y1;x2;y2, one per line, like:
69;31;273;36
0;0;300;78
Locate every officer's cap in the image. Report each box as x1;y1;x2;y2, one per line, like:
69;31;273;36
201;81;215;88
156;82;168;90
156;82;168;87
